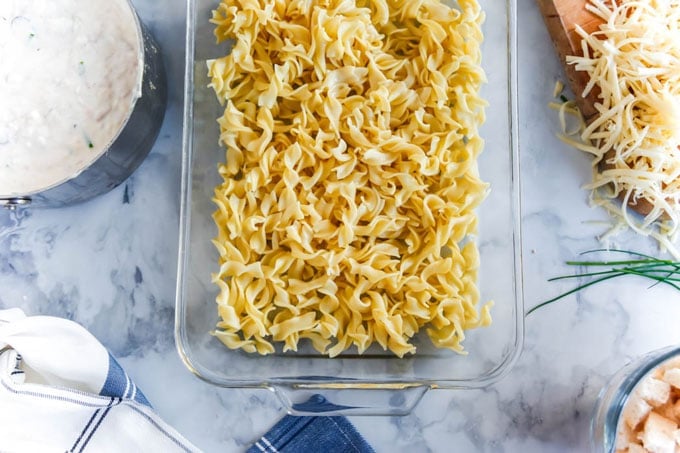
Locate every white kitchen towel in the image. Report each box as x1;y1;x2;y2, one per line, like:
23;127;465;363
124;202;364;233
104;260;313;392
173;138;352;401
0;308;200;453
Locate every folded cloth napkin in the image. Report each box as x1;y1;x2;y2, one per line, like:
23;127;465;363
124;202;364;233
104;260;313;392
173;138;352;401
0;308;199;452
0;309;375;453
247;395;374;453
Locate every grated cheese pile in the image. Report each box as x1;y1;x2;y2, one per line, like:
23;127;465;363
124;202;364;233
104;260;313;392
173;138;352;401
565;0;680;253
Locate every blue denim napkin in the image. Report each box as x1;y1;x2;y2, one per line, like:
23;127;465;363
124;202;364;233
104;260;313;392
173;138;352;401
247;395;374;453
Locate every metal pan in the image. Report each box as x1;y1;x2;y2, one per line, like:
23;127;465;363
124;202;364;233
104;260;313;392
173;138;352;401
0;5;167;209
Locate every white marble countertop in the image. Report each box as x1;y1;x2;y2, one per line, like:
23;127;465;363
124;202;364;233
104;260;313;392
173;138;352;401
2;0;680;451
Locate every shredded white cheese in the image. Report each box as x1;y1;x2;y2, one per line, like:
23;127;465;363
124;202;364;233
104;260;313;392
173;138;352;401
564;0;680;252
553;80;565;98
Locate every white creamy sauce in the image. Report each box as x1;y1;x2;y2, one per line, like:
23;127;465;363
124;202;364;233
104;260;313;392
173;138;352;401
0;0;143;196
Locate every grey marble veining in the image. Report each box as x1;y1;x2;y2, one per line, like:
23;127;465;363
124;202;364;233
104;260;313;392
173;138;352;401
2;0;680;452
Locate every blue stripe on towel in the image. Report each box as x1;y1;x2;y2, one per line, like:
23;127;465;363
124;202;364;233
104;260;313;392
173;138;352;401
78;398;117;452
100;353;150;407
69;408;100;453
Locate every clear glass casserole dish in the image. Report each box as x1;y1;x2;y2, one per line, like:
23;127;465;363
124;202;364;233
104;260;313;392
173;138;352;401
176;0;523;415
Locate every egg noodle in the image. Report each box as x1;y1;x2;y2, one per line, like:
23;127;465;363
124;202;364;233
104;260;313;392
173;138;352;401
565;0;680;254
207;0;491;357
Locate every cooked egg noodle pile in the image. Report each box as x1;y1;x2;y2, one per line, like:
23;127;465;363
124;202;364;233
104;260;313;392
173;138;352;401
207;0;491;357
566;0;680;253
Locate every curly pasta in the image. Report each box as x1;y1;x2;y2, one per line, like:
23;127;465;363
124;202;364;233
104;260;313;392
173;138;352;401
207;0;492;357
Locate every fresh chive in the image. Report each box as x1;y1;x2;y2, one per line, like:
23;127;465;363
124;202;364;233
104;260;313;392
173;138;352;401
526;249;680;316
560;94;569;102
526;271;627;316
547;263;674;282
564;258;669;266
88;142;94;149
577;248;658;260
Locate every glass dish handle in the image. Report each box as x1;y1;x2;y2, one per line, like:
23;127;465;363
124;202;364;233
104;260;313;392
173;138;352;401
270;384;430;416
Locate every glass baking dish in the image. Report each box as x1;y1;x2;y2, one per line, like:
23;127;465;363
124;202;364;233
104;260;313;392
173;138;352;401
176;0;523;415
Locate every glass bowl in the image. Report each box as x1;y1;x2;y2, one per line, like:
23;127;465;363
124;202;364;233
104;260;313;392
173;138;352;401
176;0;523;415
591;345;680;452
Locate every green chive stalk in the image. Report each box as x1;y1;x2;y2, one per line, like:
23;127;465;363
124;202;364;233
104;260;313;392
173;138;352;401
526;249;680;316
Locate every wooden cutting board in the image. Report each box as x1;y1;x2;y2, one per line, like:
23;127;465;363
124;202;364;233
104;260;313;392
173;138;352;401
536;0;603;122
536;0;663;217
